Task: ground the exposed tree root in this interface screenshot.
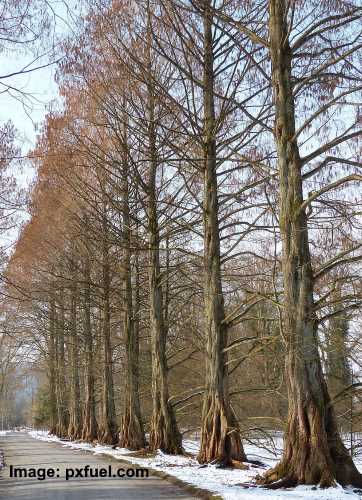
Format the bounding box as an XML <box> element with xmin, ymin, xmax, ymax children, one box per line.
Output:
<box><xmin>260</xmin><ymin>476</ymin><xmax>298</xmax><ymax>490</ymax></box>
<box><xmin>256</xmin><ymin>450</ymin><xmax>362</xmax><ymax>490</ymax></box>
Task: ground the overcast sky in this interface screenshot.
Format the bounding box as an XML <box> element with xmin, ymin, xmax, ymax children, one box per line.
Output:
<box><xmin>0</xmin><ymin>50</ymin><xmax>59</xmax><ymax>248</ymax></box>
<box><xmin>0</xmin><ymin>1</ymin><xmax>75</xmax><ymax>166</ymax></box>
<box><xmin>0</xmin><ymin>53</ymin><xmax>58</xmax><ymax>146</ymax></box>
<box><xmin>0</xmin><ymin>2</ymin><xmax>73</xmax><ymax>250</ymax></box>
<box><xmin>0</xmin><ymin>53</ymin><xmax>59</xmax><ymax>196</ymax></box>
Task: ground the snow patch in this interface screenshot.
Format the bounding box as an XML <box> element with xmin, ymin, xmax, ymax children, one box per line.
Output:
<box><xmin>28</xmin><ymin>430</ymin><xmax>362</xmax><ymax>499</ymax></box>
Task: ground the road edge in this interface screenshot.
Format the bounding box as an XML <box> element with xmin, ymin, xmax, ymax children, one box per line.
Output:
<box><xmin>31</xmin><ymin>436</ymin><xmax>223</xmax><ymax>500</ymax></box>
<box><xmin>97</xmin><ymin>451</ymin><xmax>223</xmax><ymax>500</ymax></box>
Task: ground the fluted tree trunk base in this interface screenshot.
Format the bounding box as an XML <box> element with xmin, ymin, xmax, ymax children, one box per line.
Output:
<box><xmin>258</xmin><ymin>400</ymin><xmax>362</xmax><ymax>489</ymax></box>
<box><xmin>56</xmin><ymin>421</ymin><xmax>68</xmax><ymax>439</ymax></box>
<box><xmin>49</xmin><ymin>425</ymin><xmax>57</xmax><ymax>436</ymax></box>
<box><xmin>119</xmin><ymin>409</ymin><xmax>145</xmax><ymax>450</ymax></box>
<box><xmin>82</xmin><ymin>417</ymin><xmax>98</xmax><ymax>442</ymax></box>
<box><xmin>98</xmin><ymin>426</ymin><xmax>117</xmax><ymax>445</ymax></box>
<box><xmin>67</xmin><ymin>422</ymin><xmax>82</xmax><ymax>441</ymax></box>
<box><xmin>198</xmin><ymin>394</ymin><xmax>246</xmax><ymax>466</ymax></box>
<box><xmin>149</xmin><ymin>405</ymin><xmax>183</xmax><ymax>455</ymax></box>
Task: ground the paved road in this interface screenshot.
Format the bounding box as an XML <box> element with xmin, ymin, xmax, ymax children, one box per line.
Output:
<box><xmin>0</xmin><ymin>433</ymin><xmax>197</xmax><ymax>499</ymax></box>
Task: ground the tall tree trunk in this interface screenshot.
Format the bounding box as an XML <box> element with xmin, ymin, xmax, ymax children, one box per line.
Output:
<box><xmin>98</xmin><ymin>205</ymin><xmax>118</xmax><ymax>444</ymax></box>
<box><xmin>147</xmin><ymin>158</ymin><xmax>182</xmax><ymax>453</ymax></box>
<box><xmin>119</xmin><ymin>158</ymin><xmax>145</xmax><ymax>450</ymax></box>
<box><xmin>67</xmin><ymin>265</ymin><xmax>82</xmax><ymax>440</ymax></box>
<box><xmin>198</xmin><ymin>1</ymin><xmax>246</xmax><ymax>466</ymax></box>
<box><xmin>146</xmin><ymin>22</ymin><xmax>182</xmax><ymax>452</ymax></box>
<box><xmin>82</xmin><ymin>250</ymin><xmax>98</xmax><ymax>441</ymax></box>
<box><xmin>48</xmin><ymin>296</ymin><xmax>57</xmax><ymax>435</ymax></box>
<box><xmin>261</xmin><ymin>0</ymin><xmax>362</xmax><ymax>487</ymax></box>
<box><xmin>56</xmin><ymin>290</ymin><xmax>68</xmax><ymax>437</ymax></box>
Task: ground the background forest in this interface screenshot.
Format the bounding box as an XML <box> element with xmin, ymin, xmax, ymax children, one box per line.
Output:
<box><xmin>0</xmin><ymin>0</ymin><xmax>362</xmax><ymax>490</ymax></box>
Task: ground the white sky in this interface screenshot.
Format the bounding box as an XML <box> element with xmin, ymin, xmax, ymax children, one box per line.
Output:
<box><xmin>0</xmin><ymin>53</ymin><xmax>59</xmax><ymax>190</ymax></box>
<box><xmin>0</xmin><ymin>0</ymin><xmax>76</xmax><ymax>180</ymax></box>
<box><xmin>0</xmin><ymin>2</ymin><xmax>74</xmax><ymax>250</ymax></box>
<box><xmin>0</xmin><ymin>55</ymin><xmax>58</xmax><ymax>151</ymax></box>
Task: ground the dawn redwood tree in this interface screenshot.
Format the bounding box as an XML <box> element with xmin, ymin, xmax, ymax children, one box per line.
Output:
<box><xmin>55</xmin><ymin>287</ymin><xmax>69</xmax><ymax>437</ymax></box>
<box><xmin>153</xmin><ymin>0</ymin><xmax>272</xmax><ymax>464</ymax></box>
<box><xmin>255</xmin><ymin>0</ymin><xmax>362</xmax><ymax>488</ymax></box>
<box><xmin>93</xmin><ymin>3</ymin><xmax>184</xmax><ymax>453</ymax></box>
<box><xmin>67</xmin><ymin>255</ymin><xmax>83</xmax><ymax>440</ymax></box>
<box><xmin>81</xmin><ymin>227</ymin><xmax>98</xmax><ymax>442</ymax></box>
<box><xmin>58</xmin><ymin>0</ymin><xmax>205</xmax><ymax>453</ymax></box>
<box><xmin>47</xmin><ymin>296</ymin><xmax>57</xmax><ymax>435</ymax></box>
<box><xmin>98</xmin><ymin>178</ymin><xmax>118</xmax><ymax>445</ymax></box>
<box><xmin>145</xmin><ymin>47</ymin><xmax>183</xmax><ymax>453</ymax></box>
<box><xmin>203</xmin><ymin>0</ymin><xmax>362</xmax><ymax>484</ymax></box>
<box><xmin>118</xmin><ymin>119</ymin><xmax>146</xmax><ymax>450</ymax></box>
<box><xmin>4</xmin><ymin>106</ymin><xmax>110</xmax><ymax>439</ymax></box>
<box><xmin>3</xmin><ymin>1</ymin><xmax>362</xmax><ymax>488</ymax></box>
<box><xmin>197</xmin><ymin>0</ymin><xmax>246</xmax><ymax>465</ymax></box>
<box><xmin>55</xmin><ymin>35</ymin><xmax>147</xmax><ymax>446</ymax></box>
<box><xmin>38</xmin><ymin>107</ymin><xmax>119</xmax><ymax>445</ymax></box>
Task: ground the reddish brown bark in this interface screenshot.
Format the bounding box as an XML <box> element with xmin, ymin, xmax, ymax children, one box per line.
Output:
<box><xmin>147</xmin><ymin>167</ymin><xmax>182</xmax><ymax>454</ymax></box>
<box><xmin>48</xmin><ymin>296</ymin><xmax>57</xmax><ymax>435</ymax></box>
<box><xmin>55</xmin><ymin>290</ymin><xmax>69</xmax><ymax>438</ymax></box>
<box><xmin>259</xmin><ymin>0</ymin><xmax>362</xmax><ymax>488</ymax></box>
<box><xmin>198</xmin><ymin>0</ymin><xmax>245</xmax><ymax>466</ymax></box>
<box><xmin>81</xmin><ymin>250</ymin><xmax>98</xmax><ymax>442</ymax></box>
<box><xmin>119</xmin><ymin>153</ymin><xmax>145</xmax><ymax>450</ymax></box>
<box><xmin>145</xmin><ymin>16</ymin><xmax>182</xmax><ymax>454</ymax></box>
<box><xmin>98</xmin><ymin>202</ymin><xmax>117</xmax><ymax>445</ymax></box>
<box><xmin>67</xmin><ymin>265</ymin><xmax>82</xmax><ymax>440</ymax></box>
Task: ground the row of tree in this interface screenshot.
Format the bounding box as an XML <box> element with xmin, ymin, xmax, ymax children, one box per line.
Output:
<box><xmin>3</xmin><ymin>0</ymin><xmax>362</xmax><ymax>489</ymax></box>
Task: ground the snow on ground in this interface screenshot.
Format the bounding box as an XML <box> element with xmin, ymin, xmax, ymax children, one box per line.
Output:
<box><xmin>28</xmin><ymin>430</ymin><xmax>362</xmax><ymax>500</ymax></box>
<box><xmin>0</xmin><ymin>432</ymin><xmax>8</xmax><ymax>470</ymax></box>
